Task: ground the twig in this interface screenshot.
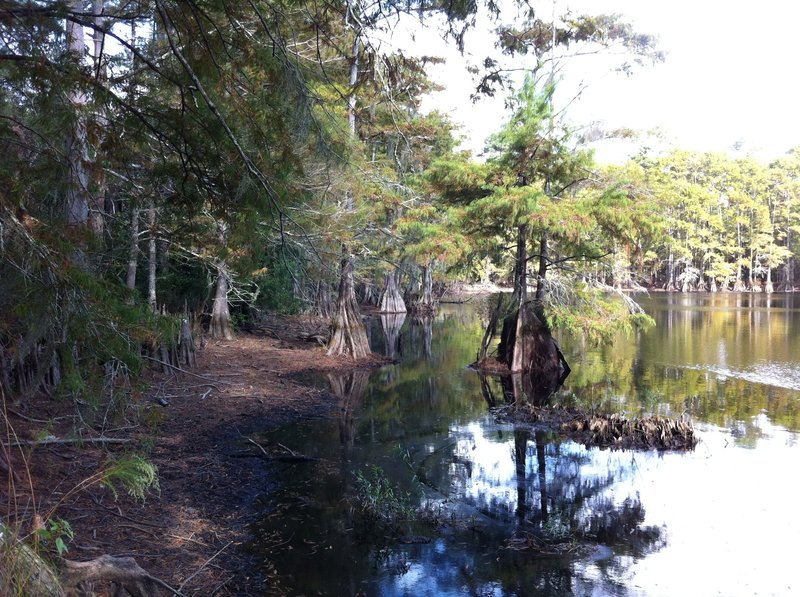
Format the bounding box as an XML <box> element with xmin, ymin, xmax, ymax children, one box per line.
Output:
<box><xmin>89</xmin><ymin>494</ymin><xmax>167</xmax><ymax>528</ymax></box>
<box><xmin>277</xmin><ymin>443</ymin><xmax>298</xmax><ymax>458</ymax></box>
<box><xmin>7</xmin><ymin>408</ymin><xmax>52</xmax><ymax>423</ymax></box>
<box><xmin>211</xmin><ymin>575</ymin><xmax>236</xmax><ymax>596</ymax></box>
<box><xmin>244</xmin><ymin>437</ymin><xmax>269</xmax><ymax>457</ymax></box>
<box><xmin>141</xmin><ymin>355</ymin><xmax>232</xmax><ymax>384</ymax></box>
<box><xmin>177</xmin><ymin>541</ymin><xmax>233</xmax><ymax>592</ymax></box>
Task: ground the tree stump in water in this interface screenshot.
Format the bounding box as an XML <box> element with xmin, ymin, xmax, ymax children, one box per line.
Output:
<box><xmin>499</xmin><ymin>302</ymin><xmax>569</xmax><ymax>378</ymax></box>
<box><xmin>378</xmin><ymin>270</ymin><xmax>406</xmax><ymax>313</ymax></box>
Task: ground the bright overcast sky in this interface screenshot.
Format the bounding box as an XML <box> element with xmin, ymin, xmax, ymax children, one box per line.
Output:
<box><xmin>401</xmin><ymin>0</ymin><xmax>800</xmax><ymax>163</ymax></box>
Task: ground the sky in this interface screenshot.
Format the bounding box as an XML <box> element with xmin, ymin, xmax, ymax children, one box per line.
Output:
<box><xmin>398</xmin><ymin>0</ymin><xmax>800</xmax><ymax>163</ymax></box>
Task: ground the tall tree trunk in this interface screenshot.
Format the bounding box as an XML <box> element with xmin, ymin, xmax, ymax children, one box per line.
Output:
<box><xmin>126</xmin><ymin>206</ymin><xmax>139</xmax><ymax>291</ymax></box>
<box><xmin>347</xmin><ymin>34</ymin><xmax>359</xmax><ymax>138</ymax></box>
<box><xmin>733</xmin><ymin>220</ymin><xmax>746</xmax><ymax>291</ymax></box>
<box><xmin>210</xmin><ymin>221</ymin><xmax>233</xmax><ymax>339</ymax></box>
<box><xmin>326</xmin><ymin>25</ymin><xmax>370</xmax><ymax>358</ymax></box>
<box><xmin>210</xmin><ymin>261</ymin><xmax>234</xmax><ymax>340</ymax></box>
<box><xmin>88</xmin><ymin>0</ymin><xmax>106</xmax><ymax>235</ymax></box>
<box><xmin>146</xmin><ymin>200</ymin><xmax>157</xmax><ymax>312</ymax></box>
<box><xmin>478</xmin><ymin>292</ymin><xmax>505</xmax><ymax>362</ymax></box>
<box><xmin>314</xmin><ymin>280</ymin><xmax>334</xmax><ymax>320</ymax></box>
<box><xmin>421</xmin><ymin>264</ymin><xmax>433</xmax><ymax>306</ymax></box>
<box><xmin>378</xmin><ymin>269</ymin><xmax>406</xmax><ymax>313</ymax></box>
<box><xmin>410</xmin><ymin>262</ymin><xmax>435</xmax><ymax>314</ymax></box>
<box><xmin>327</xmin><ymin>252</ymin><xmax>371</xmax><ymax>359</ymax></box>
<box><xmin>511</xmin><ymin>225</ymin><xmax>530</xmax><ymax>373</ymax></box>
<box><xmin>666</xmin><ymin>246</ymin><xmax>675</xmax><ymax>291</ymax></box>
<box><xmin>534</xmin><ymin>230</ymin><xmax>547</xmax><ymax>303</ymax></box>
<box><xmin>65</xmin><ymin>0</ymin><xmax>90</xmax><ymax>228</ymax></box>
<box><xmin>765</xmin><ymin>266</ymin><xmax>774</xmax><ymax>293</ymax></box>
<box><xmin>785</xmin><ymin>229</ymin><xmax>795</xmax><ymax>290</ymax></box>
<box><xmin>494</xmin><ymin>225</ymin><xmax>569</xmax><ymax>380</ymax></box>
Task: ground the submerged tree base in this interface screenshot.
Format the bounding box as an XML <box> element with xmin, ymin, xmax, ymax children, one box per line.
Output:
<box><xmin>494</xmin><ymin>404</ymin><xmax>698</xmax><ymax>451</ymax></box>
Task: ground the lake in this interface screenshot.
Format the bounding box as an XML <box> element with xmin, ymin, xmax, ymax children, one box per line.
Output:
<box><xmin>250</xmin><ymin>292</ymin><xmax>800</xmax><ymax>596</ymax></box>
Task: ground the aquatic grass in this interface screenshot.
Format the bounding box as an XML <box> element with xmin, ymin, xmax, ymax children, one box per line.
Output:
<box><xmin>352</xmin><ymin>465</ymin><xmax>416</xmax><ymax>532</ymax></box>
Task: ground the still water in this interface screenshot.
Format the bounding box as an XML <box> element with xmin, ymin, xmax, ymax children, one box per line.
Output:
<box><xmin>251</xmin><ymin>293</ymin><xmax>800</xmax><ymax>596</ymax></box>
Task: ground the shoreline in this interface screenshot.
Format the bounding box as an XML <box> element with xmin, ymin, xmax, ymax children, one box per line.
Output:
<box><xmin>3</xmin><ymin>314</ymin><xmax>384</xmax><ymax>595</ymax></box>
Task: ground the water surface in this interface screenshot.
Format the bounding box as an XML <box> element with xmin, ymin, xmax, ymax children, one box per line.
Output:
<box><xmin>251</xmin><ymin>293</ymin><xmax>800</xmax><ymax>596</ymax></box>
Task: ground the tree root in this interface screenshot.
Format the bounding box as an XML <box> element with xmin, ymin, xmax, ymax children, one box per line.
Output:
<box><xmin>61</xmin><ymin>555</ymin><xmax>185</xmax><ymax>597</ymax></box>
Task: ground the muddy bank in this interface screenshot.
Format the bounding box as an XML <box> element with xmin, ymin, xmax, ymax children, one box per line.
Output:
<box><xmin>2</xmin><ymin>315</ymin><xmax>387</xmax><ymax>595</ymax></box>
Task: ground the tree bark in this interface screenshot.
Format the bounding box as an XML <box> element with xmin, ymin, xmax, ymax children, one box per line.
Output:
<box><xmin>378</xmin><ymin>270</ymin><xmax>406</xmax><ymax>313</ymax></box>
<box><xmin>178</xmin><ymin>318</ymin><xmax>196</xmax><ymax>366</ymax></box>
<box><xmin>314</xmin><ymin>280</ymin><xmax>334</xmax><ymax>320</ymax></box>
<box><xmin>147</xmin><ymin>200</ymin><xmax>157</xmax><ymax>311</ymax></box>
<box><xmin>126</xmin><ymin>206</ymin><xmax>140</xmax><ymax>291</ymax></box>
<box><xmin>478</xmin><ymin>292</ymin><xmax>505</xmax><ymax>362</ymax></box>
<box><xmin>88</xmin><ymin>0</ymin><xmax>107</xmax><ymax>235</ymax></box>
<box><xmin>0</xmin><ymin>521</ymin><xmax>65</xmax><ymax>596</ymax></box>
<box><xmin>210</xmin><ymin>261</ymin><xmax>234</xmax><ymax>340</ymax></box>
<box><xmin>494</xmin><ymin>225</ymin><xmax>569</xmax><ymax>379</ymax></box>
<box><xmin>347</xmin><ymin>33</ymin><xmax>359</xmax><ymax>138</ymax></box>
<box><xmin>733</xmin><ymin>220</ymin><xmax>746</xmax><ymax>291</ymax></box>
<box><xmin>665</xmin><ymin>240</ymin><xmax>675</xmax><ymax>290</ymax></box>
<box><xmin>785</xmin><ymin>229</ymin><xmax>795</xmax><ymax>290</ymax></box>
<box><xmin>410</xmin><ymin>263</ymin><xmax>435</xmax><ymax>315</ymax></box>
<box><xmin>327</xmin><ymin>252</ymin><xmax>370</xmax><ymax>359</ymax></box>
<box><xmin>534</xmin><ymin>230</ymin><xmax>547</xmax><ymax>303</ymax></box>
<box><xmin>65</xmin><ymin>0</ymin><xmax>90</xmax><ymax>228</ymax></box>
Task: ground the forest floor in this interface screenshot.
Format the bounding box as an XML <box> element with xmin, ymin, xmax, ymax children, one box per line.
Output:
<box><xmin>2</xmin><ymin>313</ymin><xmax>387</xmax><ymax>596</ymax></box>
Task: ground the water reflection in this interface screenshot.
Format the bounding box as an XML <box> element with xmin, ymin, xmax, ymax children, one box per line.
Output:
<box><xmin>329</xmin><ymin>370</ymin><xmax>370</xmax><ymax>451</ymax></box>
<box><xmin>379</xmin><ymin>312</ymin><xmax>406</xmax><ymax>360</ymax></box>
<box><xmin>563</xmin><ymin>292</ymin><xmax>800</xmax><ymax>437</ymax></box>
<box><xmin>250</xmin><ymin>295</ymin><xmax>800</xmax><ymax>596</ymax></box>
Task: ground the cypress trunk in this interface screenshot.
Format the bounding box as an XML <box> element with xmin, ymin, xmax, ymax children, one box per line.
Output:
<box><xmin>314</xmin><ymin>281</ymin><xmax>334</xmax><ymax>320</ymax></box>
<box><xmin>327</xmin><ymin>253</ymin><xmax>370</xmax><ymax>359</ymax></box>
<box><xmin>378</xmin><ymin>270</ymin><xmax>406</xmax><ymax>313</ymax></box>
<box><xmin>210</xmin><ymin>261</ymin><xmax>234</xmax><ymax>340</ymax></box>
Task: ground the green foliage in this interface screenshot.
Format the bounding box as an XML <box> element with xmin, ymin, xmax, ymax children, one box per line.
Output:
<box><xmin>34</xmin><ymin>517</ymin><xmax>74</xmax><ymax>557</ymax></box>
<box><xmin>352</xmin><ymin>465</ymin><xmax>416</xmax><ymax>531</ymax></box>
<box><xmin>102</xmin><ymin>455</ymin><xmax>160</xmax><ymax>502</ymax></box>
<box><xmin>546</xmin><ymin>282</ymin><xmax>655</xmax><ymax>344</ymax></box>
<box><xmin>252</xmin><ymin>267</ymin><xmax>302</xmax><ymax>315</ymax></box>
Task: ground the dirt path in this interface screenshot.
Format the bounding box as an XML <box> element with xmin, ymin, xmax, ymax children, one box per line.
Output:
<box><xmin>2</xmin><ymin>315</ymin><xmax>386</xmax><ymax>595</ymax></box>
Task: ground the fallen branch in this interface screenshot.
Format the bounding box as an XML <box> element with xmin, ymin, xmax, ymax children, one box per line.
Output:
<box><xmin>140</xmin><ymin>356</ymin><xmax>232</xmax><ymax>385</ymax></box>
<box><xmin>177</xmin><ymin>541</ymin><xmax>232</xmax><ymax>592</ymax></box>
<box><xmin>2</xmin><ymin>437</ymin><xmax>132</xmax><ymax>448</ymax></box>
<box><xmin>88</xmin><ymin>494</ymin><xmax>167</xmax><ymax>529</ymax></box>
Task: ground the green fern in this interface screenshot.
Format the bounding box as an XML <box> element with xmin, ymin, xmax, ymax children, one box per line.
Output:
<box><xmin>102</xmin><ymin>455</ymin><xmax>160</xmax><ymax>501</ymax></box>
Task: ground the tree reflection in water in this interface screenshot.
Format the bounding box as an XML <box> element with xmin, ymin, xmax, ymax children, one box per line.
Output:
<box><xmin>458</xmin><ymin>371</ymin><xmax>665</xmax><ymax>563</ymax></box>
<box><xmin>327</xmin><ymin>370</ymin><xmax>371</xmax><ymax>452</ymax></box>
<box><xmin>379</xmin><ymin>312</ymin><xmax>406</xmax><ymax>360</ymax></box>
